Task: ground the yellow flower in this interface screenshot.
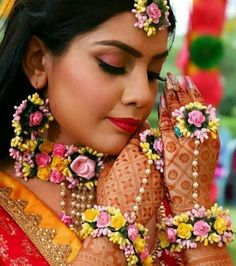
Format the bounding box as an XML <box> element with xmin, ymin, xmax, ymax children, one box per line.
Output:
<box><xmin>39</xmin><ymin>139</ymin><xmax>54</xmax><ymax>153</ymax></box>
<box><xmin>10</xmin><ymin>136</ymin><xmax>22</xmax><ymax>148</ymax></box>
<box><xmin>109</xmin><ymin>232</ymin><xmax>127</xmax><ymax>246</ymax></box>
<box><xmin>208</xmin><ymin>233</ymin><xmax>220</xmax><ymax>244</ymax></box>
<box><xmin>108</xmin><ymin>207</ymin><xmax>120</xmax><ymax>216</ymax></box>
<box><xmin>144</xmin><ymin>255</ymin><xmax>153</xmax><ymax>266</ymax></box>
<box><xmin>37</xmin><ymin>167</ymin><xmax>50</xmax><ymax>181</ymax></box>
<box><xmin>21</xmin><ymin>163</ymin><xmax>32</xmax><ymax>177</ymax></box>
<box><xmin>127</xmin><ymin>254</ymin><xmax>139</xmax><ymax>266</ymax></box>
<box><xmin>51</xmin><ymin>156</ymin><xmax>68</xmax><ymax>171</ymax></box>
<box><xmin>214</xmin><ymin>217</ymin><xmax>227</xmax><ymax>234</ymax></box>
<box><xmin>208</xmin><ymin>203</ymin><xmax>223</xmax><ymax>216</ymax></box>
<box><xmin>79</xmin><ymin>223</ymin><xmax>93</xmax><ymax>239</ymax></box>
<box><xmin>21</xmin><ymin>140</ymin><xmax>37</xmax><ymax>152</ymax></box>
<box><xmin>134</xmin><ymin>236</ymin><xmax>146</xmax><ymax>252</ymax></box>
<box><xmin>177</xmin><ymin>223</ymin><xmax>193</xmax><ymax>239</ymax></box>
<box><xmin>85</xmin><ymin>181</ymin><xmax>96</xmax><ymax>190</ymax></box>
<box><xmin>157</xmin><ymin>231</ymin><xmax>170</xmax><ymax>249</ymax></box>
<box><xmin>83</xmin><ymin>208</ymin><xmax>99</xmax><ymax>222</ymax></box>
<box><xmin>209</xmin><ymin>119</ymin><xmax>220</xmax><ymax>135</ymax></box>
<box><xmin>28</xmin><ymin>93</ymin><xmax>44</xmax><ymax>105</ymax></box>
<box><xmin>186</xmin><ymin>102</ymin><xmax>205</xmax><ymax>110</ymax></box>
<box><xmin>140</xmin><ymin>142</ymin><xmax>150</xmax><ymax>152</ymax></box>
<box><xmin>111</xmin><ymin>213</ymin><xmax>126</xmax><ymax>230</ymax></box>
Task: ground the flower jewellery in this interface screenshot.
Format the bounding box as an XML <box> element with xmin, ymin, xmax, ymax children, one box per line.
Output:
<box><xmin>132</xmin><ymin>0</ymin><xmax>170</xmax><ymax>36</ymax></box>
<box><xmin>153</xmin><ymin>102</ymin><xmax>235</xmax><ymax>258</ymax></box>
<box><xmin>9</xmin><ymin>93</ymin><xmax>104</xmax><ymax>232</ymax></box>
<box><xmin>79</xmin><ymin>128</ymin><xmax>165</xmax><ymax>266</ymax></box>
<box><xmin>171</xmin><ymin>101</ymin><xmax>219</xmax><ymax>143</ymax></box>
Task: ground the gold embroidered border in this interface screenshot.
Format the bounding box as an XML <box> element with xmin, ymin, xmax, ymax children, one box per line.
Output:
<box><xmin>0</xmin><ymin>187</ymin><xmax>71</xmax><ymax>266</ymax></box>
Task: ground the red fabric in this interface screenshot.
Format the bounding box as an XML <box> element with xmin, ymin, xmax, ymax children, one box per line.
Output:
<box><xmin>0</xmin><ymin>206</ymin><xmax>49</xmax><ymax>266</ymax></box>
<box><xmin>190</xmin><ymin>71</ymin><xmax>223</xmax><ymax>107</ymax></box>
<box><xmin>191</xmin><ymin>0</ymin><xmax>226</xmax><ymax>35</ymax></box>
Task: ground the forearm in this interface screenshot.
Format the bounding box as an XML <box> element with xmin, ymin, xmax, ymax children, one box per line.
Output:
<box><xmin>73</xmin><ymin>237</ymin><xmax>126</xmax><ymax>266</ymax></box>
<box><xmin>183</xmin><ymin>245</ymin><xmax>233</xmax><ymax>266</ymax></box>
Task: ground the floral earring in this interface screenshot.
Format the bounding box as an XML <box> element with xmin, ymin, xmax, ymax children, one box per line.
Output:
<box><xmin>10</xmin><ymin>92</ymin><xmax>54</xmax><ymax>179</ymax></box>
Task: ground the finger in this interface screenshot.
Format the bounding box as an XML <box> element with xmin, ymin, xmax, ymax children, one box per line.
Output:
<box><xmin>163</xmin><ymin>74</ymin><xmax>181</xmax><ymax>114</ymax></box>
<box><xmin>168</xmin><ymin>73</ymin><xmax>193</xmax><ymax>106</ymax></box>
<box><xmin>184</xmin><ymin>76</ymin><xmax>205</xmax><ymax>104</ymax></box>
<box><xmin>158</xmin><ymin>95</ymin><xmax>174</xmax><ymax>132</ymax></box>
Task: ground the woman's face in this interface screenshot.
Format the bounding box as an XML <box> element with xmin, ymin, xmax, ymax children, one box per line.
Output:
<box><xmin>44</xmin><ymin>12</ymin><xmax>169</xmax><ymax>155</ymax></box>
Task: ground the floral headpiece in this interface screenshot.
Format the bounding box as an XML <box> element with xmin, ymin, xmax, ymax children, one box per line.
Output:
<box><xmin>132</xmin><ymin>0</ymin><xmax>170</xmax><ymax>36</ymax></box>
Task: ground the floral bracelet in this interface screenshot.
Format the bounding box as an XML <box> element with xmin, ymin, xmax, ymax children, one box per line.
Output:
<box><xmin>156</xmin><ymin>204</ymin><xmax>235</xmax><ymax>255</ymax></box>
<box><xmin>79</xmin><ymin>206</ymin><xmax>153</xmax><ymax>266</ymax></box>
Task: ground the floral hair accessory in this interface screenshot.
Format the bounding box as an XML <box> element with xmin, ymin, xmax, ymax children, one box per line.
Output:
<box><xmin>139</xmin><ymin>128</ymin><xmax>164</xmax><ymax>173</ymax></box>
<box><xmin>172</xmin><ymin>102</ymin><xmax>219</xmax><ymax>142</ymax></box>
<box><xmin>156</xmin><ymin>203</ymin><xmax>235</xmax><ymax>255</ymax></box>
<box><xmin>80</xmin><ymin>205</ymin><xmax>153</xmax><ymax>266</ymax></box>
<box><xmin>132</xmin><ymin>0</ymin><xmax>170</xmax><ymax>36</ymax></box>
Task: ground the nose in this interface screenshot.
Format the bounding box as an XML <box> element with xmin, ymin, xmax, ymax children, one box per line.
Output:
<box><xmin>121</xmin><ymin>70</ymin><xmax>156</xmax><ymax>109</ymax></box>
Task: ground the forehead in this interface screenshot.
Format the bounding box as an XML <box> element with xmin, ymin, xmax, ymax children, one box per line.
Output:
<box><xmin>75</xmin><ymin>12</ymin><xmax>169</xmax><ymax>59</ymax></box>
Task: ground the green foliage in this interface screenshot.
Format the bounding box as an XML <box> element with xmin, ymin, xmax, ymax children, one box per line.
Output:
<box><xmin>190</xmin><ymin>36</ymin><xmax>224</xmax><ymax>69</ymax></box>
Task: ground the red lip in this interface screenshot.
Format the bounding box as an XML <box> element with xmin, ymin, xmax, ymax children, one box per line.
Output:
<box><xmin>108</xmin><ymin>117</ymin><xmax>141</xmax><ymax>133</ymax></box>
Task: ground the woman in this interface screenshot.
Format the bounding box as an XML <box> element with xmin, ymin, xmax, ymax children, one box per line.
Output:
<box><xmin>0</xmin><ymin>1</ymin><xmax>234</xmax><ymax>265</ymax></box>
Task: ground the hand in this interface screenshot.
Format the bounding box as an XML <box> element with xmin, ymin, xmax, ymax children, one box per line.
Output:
<box><xmin>158</xmin><ymin>73</ymin><xmax>220</xmax><ymax>214</ymax></box>
<box><xmin>97</xmin><ymin>129</ymin><xmax>163</xmax><ymax>225</ymax></box>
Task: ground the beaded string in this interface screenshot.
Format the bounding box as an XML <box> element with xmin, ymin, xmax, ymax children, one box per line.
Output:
<box><xmin>192</xmin><ymin>139</ymin><xmax>201</xmax><ymax>210</ymax></box>
<box><xmin>131</xmin><ymin>158</ymin><xmax>153</xmax><ymax>219</ymax></box>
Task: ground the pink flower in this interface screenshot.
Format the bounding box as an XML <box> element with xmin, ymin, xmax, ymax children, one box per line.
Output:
<box><xmin>29</xmin><ymin>111</ymin><xmax>43</xmax><ymax>127</ymax></box>
<box><xmin>97</xmin><ymin>212</ymin><xmax>111</xmax><ymax>228</ymax></box>
<box><xmin>193</xmin><ymin>220</ymin><xmax>211</xmax><ymax>237</ymax></box>
<box><xmin>52</xmin><ymin>144</ymin><xmax>67</xmax><ymax>157</ymax></box>
<box><xmin>140</xmin><ymin>248</ymin><xmax>149</xmax><ymax>262</ymax></box>
<box><xmin>167</xmin><ymin>228</ymin><xmax>176</xmax><ymax>243</ymax></box>
<box><xmin>207</xmin><ymin>106</ymin><xmax>217</xmax><ymax>121</ymax></box>
<box><xmin>60</xmin><ymin>213</ymin><xmax>73</xmax><ymax>226</ymax></box>
<box><xmin>35</xmin><ymin>152</ymin><xmax>51</xmax><ymax>167</ymax></box>
<box><xmin>50</xmin><ymin>169</ymin><xmax>65</xmax><ymax>184</ymax></box>
<box><xmin>128</xmin><ymin>224</ymin><xmax>139</xmax><ymax>241</ymax></box>
<box><xmin>153</xmin><ymin>139</ymin><xmax>163</xmax><ymax>153</ymax></box>
<box><xmin>188</xmin><ymin>110</ymin><xmax>206</xmax><ymax>128</ymax></box>
<box><xmin>70</xmin><ymin>155</ymin><xmax>96</xmax><ymax>179</ymax></box>
<box><xmin>146</xmin><ymin>3</ymin><xmax>162</xmax><ymax>24</ymax></box>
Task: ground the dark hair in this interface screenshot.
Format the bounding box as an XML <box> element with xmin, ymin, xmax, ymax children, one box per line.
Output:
<box><xmin>0</xmin><ymin>0</ymin><xmax>176</xmax><ymax>158</ymax></box>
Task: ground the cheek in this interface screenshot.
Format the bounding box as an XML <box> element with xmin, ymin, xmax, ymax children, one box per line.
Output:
<box><xmin>47</xmin><ymin>61</ymin><xmax>119</xmax><ymax>119</ymax></box>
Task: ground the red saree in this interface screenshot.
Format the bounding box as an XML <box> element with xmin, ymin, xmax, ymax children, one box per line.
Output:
<box><xmin>0</xmin><ymin>171</ymin><xmax>81</xmax><ymax>266</ymax></box>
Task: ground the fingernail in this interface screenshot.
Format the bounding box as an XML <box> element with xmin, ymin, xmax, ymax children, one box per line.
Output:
<box><xmin>166</xmin><ymin>75</ymin><xmax>174</xmax><ymax>90</ymax></box>
<box><xmin>169</xmin><ymin>73</ymin><xmax>178</xmax><ymax>86</ymax></box>
<box><xmin>184</xmin><ymin>76</ymin><xmax>195</xmax><ymax>90</ymax></box>
<box><xmin>160</xmin><ymin>95</ymin><xmax>166</xmax><ymax>108</ymax></box>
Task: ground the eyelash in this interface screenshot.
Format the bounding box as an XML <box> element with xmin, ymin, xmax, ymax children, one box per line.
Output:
<box><xmin>98</xmin><ymin>59</ymin><xmax>165</xmax><ymax>82</ymax></box>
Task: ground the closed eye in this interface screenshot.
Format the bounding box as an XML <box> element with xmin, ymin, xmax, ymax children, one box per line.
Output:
<box><xmin>147</xmin><ymin>71</ymin><xmax>165</xmax><ymax>82</ymax></box>
<box><xmin>97</xmin><ymin>59</ymin><xmax>126</xmax><ymax>75</ymax></box>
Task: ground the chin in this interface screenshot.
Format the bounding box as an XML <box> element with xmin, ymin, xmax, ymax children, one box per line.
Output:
<box><xmin>91</xmin><ymin>137</ymin><xmax>130</xmax><ymax>156</ymax></box>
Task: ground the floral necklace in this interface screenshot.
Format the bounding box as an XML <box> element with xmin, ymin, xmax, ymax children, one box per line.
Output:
<box><xmin>9</xmin><ymin>93</ymin><xmax>104</xmax><ymax>231</ymax></box>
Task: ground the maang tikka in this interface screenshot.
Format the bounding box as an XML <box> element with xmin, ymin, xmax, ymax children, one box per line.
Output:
<box><xmin>132</xmin><ymin>0</ymin><xmax>170</xmax><ymax>36</ymax></box>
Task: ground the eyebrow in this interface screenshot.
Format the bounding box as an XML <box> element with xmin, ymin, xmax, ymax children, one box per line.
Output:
<box><xmin>94</xmin><ymin>40</ymin><xmax>169</xmax><ymax>60</ymax></box>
